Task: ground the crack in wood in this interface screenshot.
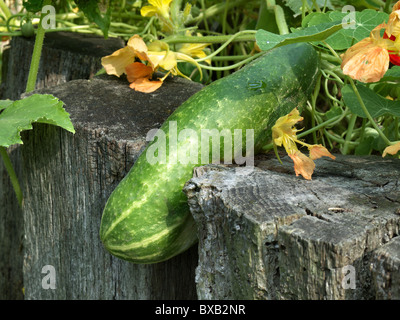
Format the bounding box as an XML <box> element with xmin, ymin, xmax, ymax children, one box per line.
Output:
<box><xmin>305</xmin><ymin>208</ymin><xmax>331</xmax><ymax>222</ymax></box>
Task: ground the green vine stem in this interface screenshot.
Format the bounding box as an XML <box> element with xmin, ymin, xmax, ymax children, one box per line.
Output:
<box><xmin>347</xmin><ymin>77</ymin><xmax>392</xmax><ymax>146</ymax></box>
<box><xmin>273</xmin><ymin>4</ymin><xmax>289</xmax><ymax>35</ymax></box>
<box><xmin>321</xmin><ymin>40</ymin><xmax>394</xmax><ymax>148</ymax></box>
<box><xmin>25</xmin><ymin>0</ymin><xmax>52</xmax><ymax>93</ymax></box>
<box><xmin>163</xmin><ymin>32</ymin><xmax>256</xmax><ymax>45</ymax></box>
<box><xmin>0</xmin><ymin>147</ymin><xmax>22</xmax><ymax>206</ymax></box>
<box><xmin>384</xmin><ymin>0</ymin><xmax>394</xmax><ymax>13</ymax></box>
<box><xmin>194</xmin><ymin>30</ymin><xmax>257</xmax><ymax>63</ymax></box>
<box><xmin>262</xmin><ymin>111</ymin><xmax>349</xmax><ymax>152</ymax></box>
<box><xmin>0</xmin><ymin>0</ymin><xmax>52</xmax><ymax>207</ymax></box>
<box><xmin>342</xmin><ymin>113</ymin><xmax>358</xmax><ymax>155</ymax></box>
<box><xmin>186</xmin><ymin>0</ymin><xmax>251</xmax><ymax>25</ymax></box>
<box><xmin>310</xmin><ymin>73</ymin><xmax>322</xmax><ymax>144</ymax></box>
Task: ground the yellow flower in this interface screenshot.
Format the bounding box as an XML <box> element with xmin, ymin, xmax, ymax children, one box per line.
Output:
<box><xmin>272</xmin><ymin>108</ymin><xmax>304</xmax><ymax>153</ymax></box>
<box><xmin>272</xmin><ymin>108</ymin><xmax>336</xmax><ymax>180</ymax></box>
<box><xmin>393</xmin><ymin>0</ymin><xmax>400</xmax><ymax>12</ymax></box>
<box><xmin>177</xmin><ymin>32</ymin><xmax>211</xmax><ymax>65</ymax></box>
<box><xmin>101</xmin><ymin>35</ymin><xmax>150</xmax><ymax>77</ymax></box>
<box><xmin>146</xmin><ymin>40</ymin><xmax>203</xmax><ymax>81</ymax></box>
<box><xmin>101</xmin><ymin>35</ymin><xmax>204</xmax><ymax>93</ymax></box>
<box><xmin>141</xmin><ymin>0</ymin><xmax>174</xmax><ymax>32</ymax></box>
<box><xmin>382</xmin><ymin>142</ymin><xmax>400</xmax><ymax>157</ymax></box>
<box><xmin>341</xmin><ymin>24</ymin><xmax>396</xmax><ymax>83</ymax></box>
<box><xmin>140</xmin><ymin>0</ymin><xmax>173</xmax><ymax>20</ymax></box>
<box><xmin>386</xmin><ymin>9</ymin><xmax>400</xmax><ymax>38</ymax></box>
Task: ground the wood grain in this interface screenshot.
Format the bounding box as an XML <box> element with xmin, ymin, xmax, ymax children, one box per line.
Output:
<box><xmin>184</xmin><ymin>154</ymin><xmax>400</xmax><ymax>300</ymax></box>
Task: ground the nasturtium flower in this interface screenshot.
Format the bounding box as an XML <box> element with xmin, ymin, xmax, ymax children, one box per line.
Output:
<box><xmin>140</xmin><ymin>0</ymin><xmax>173</xmax><ymax>19</ymax></box>
<box><xmin>101</xmin><ymin>34</ymin><xmax>207</xmax><ymax>93</ymax></box>
<box><xmin>341</xmin><ymin>2</ymin><xmax>400</xmax><ymax>82</ymax></box>
<box><xmin>176</xmin><ymin>32</ymin><xmax>211</xmax><ymax>65</ymax></box>
<box><xmin>125</xmin><ymin>62</ymin><xmax>163</xmax><ymax>93</ymax></box>
<box><xmin>341</xmin><ymin>24</ymin><xmax>396</xmax><ymax>83</ymax></box>
<box><xmin>393</xmin><ymin>1</ymin><xmax>400</xmax><ymax>13</ymax></box>
<box><xmin>141</xmin><ymin>0</ymin><xmax>174</xmax><ymax>33</ymax></box>
<box><xmin>383</xmin><ymin>142</ymin><xmax>400</xmax><ymax>157</ymax></box>
<box><xmin>288</xmin><ymin>151</ymin><xmax>316</xmax><ymax>181</ymax></box>
<box><xmin>272</xmin><ymin>108</ymin><xmax>336</xmax><ymax>180</ymax></box>
<box><xmin>146</xmin><ymin>40</ymin><xmax>204</xmax><ymax>81</ymax></box>
<box><xmin>101</xmin><ymin>35</ymin><xmax>150</xmax><ymax>77</ymax></box>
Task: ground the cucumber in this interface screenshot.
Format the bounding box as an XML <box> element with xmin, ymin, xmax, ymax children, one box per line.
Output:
<box><xmin>100</xmin><ymin>43</ymin><xmax>319</xmax><ymax>264</ymax></box>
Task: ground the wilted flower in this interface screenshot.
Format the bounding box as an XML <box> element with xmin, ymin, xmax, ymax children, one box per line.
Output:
<box><xmin>101</xmin><ymin>35</ymin><xmax>150</xmax><ymax>77</ymax></box>
<box><xmin>383</xmin><ymin>141</ymin><xmax>400</xmax><ymax>157</ymax></box>
<box><xmin>272</xmin><ymin>108</ymin><xmax>336</xmax><ymax>180</ymax></box>
<box><xmin>101</xmin><ymin>35</ymin><xmax>208</xmax><ymax>93</ymax></box>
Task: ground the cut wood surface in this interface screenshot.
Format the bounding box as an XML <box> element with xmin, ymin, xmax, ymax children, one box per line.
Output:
<box><xmin>20</xmin><ymin>74</ymin><xmax>203</xmax><ymax>299</ymax></box>
<box><xmin>184</xmin><ymin>154</ymin><xmax>400</xmax><ymax>300</ymax></box>
<box><xmin>0</xmin><ymin>32</ymin><xmax>124</xmax><ymax>300</ymax></box>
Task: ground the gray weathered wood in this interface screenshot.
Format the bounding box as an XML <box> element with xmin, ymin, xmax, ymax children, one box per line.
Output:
<box><xmin>0</xmin><ymin>32</ymin><xmax>124</xmax><ymax>300</ymax></box>
<box><xmin>0</xmin><ymin>145</ymin><xmax>24</xmax><ymax>300</ymax></box>
<box><xmin>20</xmin><ymin>74</ymin><xmax>203</xmax><ymax>299</ymax></box>
<box><xmin>1</xmin><ymin>32</ymin><xmax>124</xmax><ymax>100</ymax></box>
<box><xmin>184</xmin><ymin>154</ymin><xmax>400</xmax><ymax>300</ymax></box>
<box><xmin>370</xmin><ymin>236</ymin><xmax>400</xmax><ymax>299</ymax></box>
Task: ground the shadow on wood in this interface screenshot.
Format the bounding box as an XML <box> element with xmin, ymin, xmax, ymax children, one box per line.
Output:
<box><xmin>20</xmin><ymin>75</ymin><xmax>203</xmax><ymax>299</ymax></box>
<box><xmin>0</xmin><ymin>32</ymin><xmax>124</xmax><ymax>300</ymax></box>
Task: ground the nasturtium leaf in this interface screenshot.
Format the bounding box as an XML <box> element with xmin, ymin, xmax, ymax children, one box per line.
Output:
<box><xmin>347</xmin><ymin>0</ymin><xmax>384</xmax><ymax>10</ymax></box>
<box><xmin>309</xmin><ymin>9</ymin><xmax>389</xmax><ymax>50</ymax></box>
<box><xmin>256</xmin><ymin>21</ymin><xmax>342</xmax><ymax>51</ymax></box>
<box><xmin>23</xmin><ymin>0</ymin><xmax>44</xmax><ymax>13</ymax></box>
<box><xmin>0</xmin><ymin>100</ymin><xmax>13</xmax><ymax>112</ymax></box>
<box><xmin>380</xmin><ymin>66</ymin><xmax>400</xmax><ymax>82</ymax></box>
<box><xmin>74</xmin><ymin>0</ymin><xmax>112</xmax><ymax>38</ymax></box>
<box><xmin>342</xmin><ymin>83</ymin><xmax>400</xmax><ymax>118</ymax></box>
<box><xmin>301</xmin><ymin>12</ymin><xmax>328</xmax><ymax>28</ymax></box>
<box><xmin>283</xmin><ymin>0</ymin><xmax>334</xmax><ymax>16</ymax></box>
<box><xmin>0</xmin><ymin>94</ymin><xmax>75</xmax><ymax>148</ymax></box>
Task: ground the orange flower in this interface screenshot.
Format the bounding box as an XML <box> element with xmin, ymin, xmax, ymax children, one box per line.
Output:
<box><xmin>101</xmin><ymin>35</ymin><xmax>150</xmax><ymax>77</ymax></box>
<box><xmin>309</xmin><ymin>144</ymin><xmax>337</xmax><ymax>161</ymax></box>
<box><xmin>341</xmin><ymin>2</ymin><xmax>400</xmax><ymax>83</ymax></box>
<box><xmin>289</xmin><ymin>151</ymin><xmax>316</xmax><ymax>181</ymax></box>
<box><xmin>386</xmin><ymin>9</ymin><xmax>400</xmax><ymax>38</ymax></box>
<box><xmin>382</xmin><ymin>142</ymin><xmax>400</xmax><ymax>157</ymax></box>
<box><xmin>341</xmin><ymin>24</ymin><xmax>396</xmax><ymax>83</ymax></box>
<box><xmin>393</xmin><ymin>0</ymin><xmax>400</xmax><ymax>12</ymax></box>
<box><xmin>272</xmin><ymin>108</ymin><xmax>336</xmax><ymax>180</ymax></box>
<box><xmin>101</xmin><ymin>34</ymin><xmax>207</xmax><ymax>93</ymax></box>
<box><xmin>125</xmin><ymin>62</ymin><xmax>163</xmax><ymax>93</ymax></box>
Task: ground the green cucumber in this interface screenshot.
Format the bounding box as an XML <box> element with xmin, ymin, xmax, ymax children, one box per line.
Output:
<box><xmin>100</xmin><ymin>43</ymin><xmax>319</xmax><ymax>264</ymax></box>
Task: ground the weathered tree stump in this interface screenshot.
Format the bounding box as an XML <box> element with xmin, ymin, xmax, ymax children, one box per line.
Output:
<box><xmin>20</xmin><ymin>74</ymin><xmax>203</xmax><ymax>299</ymax></box>
<box><xmin>184</xmin><ymin>154</ymin><xmax>400</xmax><ymax>300</ymax></box>
<box><xmin>1</xmin><ymin>32</ymin><xmax>124</xmax><ymax>100</ymax></box>
<box><xmin>370</xmin><ymin>236</ymin><xmax>400</xmax><ymax>299</ymax></box>
<box><xmin>0</xmin><ymin>32</ymin><xmax>121</xmax><ymax>299</ymax></box>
